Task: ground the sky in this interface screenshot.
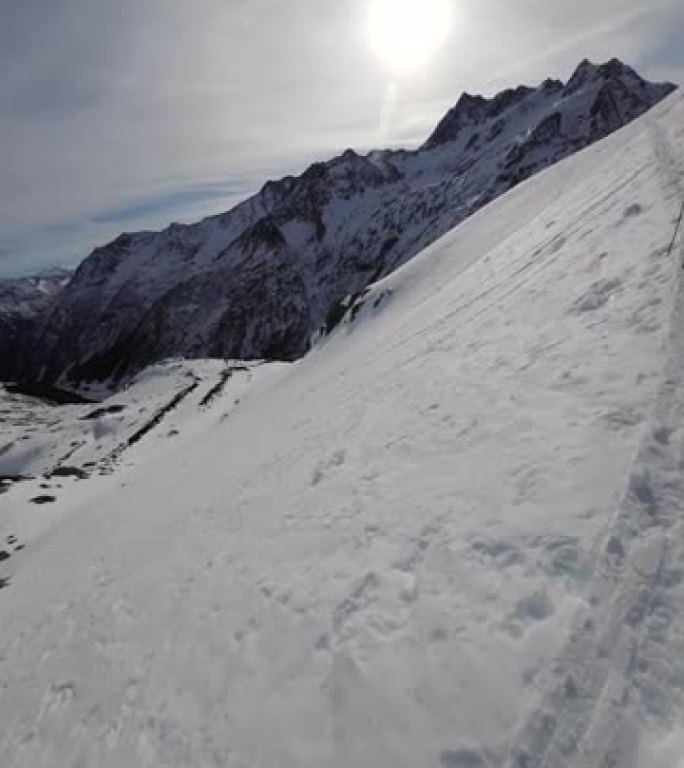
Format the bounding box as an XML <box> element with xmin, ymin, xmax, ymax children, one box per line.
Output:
<box><xmin>1</xmin><ymin>0</ymin><xmax>683</xmax><ymax>278</ymax></box>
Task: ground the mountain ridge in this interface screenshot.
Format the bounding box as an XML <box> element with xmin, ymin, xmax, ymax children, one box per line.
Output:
<box><xmin>0</xmin><ymin>268</ymin><xmax>72</xmax><ymax>382</ymax></box>
<box><xmin>6</xmin><ymin>58</ymin><xmax>676</xmax><ymax>391</ymax></box>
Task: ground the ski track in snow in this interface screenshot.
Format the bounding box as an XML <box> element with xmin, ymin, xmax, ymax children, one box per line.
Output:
<box><xmin>1</xmin><ymin>93</ymin><xmax>684</xmax><ymax>768</ymax></box>
<box><xmin>504</xmin><ymin>117</ymin><xmax>684</xmax><ymax>768</ymax></box>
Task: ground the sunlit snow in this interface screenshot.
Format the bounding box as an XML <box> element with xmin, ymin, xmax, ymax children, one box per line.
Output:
<box><xmin>1</xmin><ymin>90</ymin><xmax>684</xmax><ymax>768</ymax></box>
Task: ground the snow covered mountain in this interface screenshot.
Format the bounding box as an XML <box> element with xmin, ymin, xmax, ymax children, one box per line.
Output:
<box><xmin>1</xmin><ymin>85</ymin><xmax>683</xmax><ymax>768</ymax></box>
<box><xmin>0</xmin><ymin>268</ymin><xmax>71</xmax><ymax>382</ymax></box>
<box><xmin>15</xmin><ymin>58</ymin><xmax>675</xmax><ymax>391</ymax></box>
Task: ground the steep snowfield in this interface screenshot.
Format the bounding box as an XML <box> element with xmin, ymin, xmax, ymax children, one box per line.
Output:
<box><xmin>2</xmin><ymin>91</ymin><xmax>684</xmax><ymax>767</ymax></box>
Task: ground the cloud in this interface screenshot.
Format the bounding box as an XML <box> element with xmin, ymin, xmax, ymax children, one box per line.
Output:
<box><xmin>0</xmin><ymin>179</ymin><xmax>256</xmax><ymax>278</ymax></box>
<box><xmin>89</xmin><ymin>181</ymin><xmax>253</xmax><ymax>226</ymax></box>
<box><xmin>1</xmin><ymin>0</ymin><xmax>682</xmax><ymax>277</ymax></box>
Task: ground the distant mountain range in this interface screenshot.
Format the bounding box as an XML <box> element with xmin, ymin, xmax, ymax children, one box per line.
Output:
<box><xmin>2</xmin><ymin>59</ymin><xmax>676</xmax><ymax>391</ymax></box>
<box><xmin>0</xmin><ymin>268</ymin><xmax>72</xmax><ymax>382</ymax></box>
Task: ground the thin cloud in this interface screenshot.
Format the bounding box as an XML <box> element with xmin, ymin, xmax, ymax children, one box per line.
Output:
<box><xmin>90</xmin><ymin>181</ymin><xmax>254</xmax><ymax>226</ymax></box>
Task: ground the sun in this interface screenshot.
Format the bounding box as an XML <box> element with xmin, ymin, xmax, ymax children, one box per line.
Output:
<box><xmin>366</xmin><ymin>0</ymin><xmax>453</xmax><ymax>77</ymax></box>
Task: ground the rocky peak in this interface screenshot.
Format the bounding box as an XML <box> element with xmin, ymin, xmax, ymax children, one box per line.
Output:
<box><xmin>260</xmin><ymin>147</ymin><xmax>399</xmax><ymax>216</ymax></box>
<box><xmin>424</xmin><ymin>92</ymin><xmax>489</xmax><ymax>148</ymax></box>
<box><xmin>486</xmin><ymin>86</ymin><xmax>535</xmax><ymax>119</ymax></box>
<box><xmin>596</xmin><ymin>58</ymin><xmax>642</xmax><ymax>82</ymax></box>
<box><xmin>564</xmin><ymin>58</ymin><xmax>599</xmax><ymax>91</ymax></box>
<box><xmin>541</xmin><ymin>78</ymin><xmax>563</xmax><ymax>94</ymax></box>
<box><xmin>563</xmin><ymin>57</ymin><xmax>643</xmax><ymax>95</ymax></box>
<box><xmin>424</xmin><ymin>59</ymin><xmax>675</xmax><ymax>152</ymax></box>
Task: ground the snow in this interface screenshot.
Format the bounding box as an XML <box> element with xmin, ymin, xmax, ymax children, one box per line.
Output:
<box><xmin>1</xmin><ymin>90</ymin><xmax>684</xmax><ymax>767</ymax></box>
<box><xmin>0</xmin><ymin>360</ymin><xmax>284</xmax><ymax>546</ymax></box>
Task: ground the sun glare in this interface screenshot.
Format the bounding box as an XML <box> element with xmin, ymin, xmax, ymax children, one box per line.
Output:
<box><xmin>366</xmin><ymin>0</ymin><xmax>453</xmax><ymax>77</ymax></box>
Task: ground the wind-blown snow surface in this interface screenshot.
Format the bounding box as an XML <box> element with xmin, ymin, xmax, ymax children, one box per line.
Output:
<box><xmin>2</xmin><ymin>91</ymin><xmax>684</xmax><ymax>767</ymax></box>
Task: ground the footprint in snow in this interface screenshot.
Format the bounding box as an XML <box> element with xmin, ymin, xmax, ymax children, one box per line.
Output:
<box><xmin>653</xmin><ymin>426</ymin><xmax>674</xmax><ymax>446</ymax></box>
<box><xmin>513</xmin><ymin>589</ymin><xmax>555</xmax><ymax>622</ymax></box>
<box><xmin>470</xmin><ymin>538</ymin><xmax>524</xmax><ymax>569</ymax></box>
<box><xmin>502</xmin><ymin>589</ymin><xmax>555</xmax><ymax>638</ymax></box>
<box><xmin>44</xmin><ymin>681</ymin><xmax>77</xmax><ymax>715</ymax></box>
<box><xmin>622</xmin><ymin>202</ymin><xmax>644</xmax><ymax>219</ymax></box>
<box><xmin>311</xmin><ymin>449</ymin><xmax>347</xmax><ymax>486</ymax></box>
<box><xmin>571</xmin><ymin>277</ymin><xmax>623</xmax><ymax>313</ymax></box>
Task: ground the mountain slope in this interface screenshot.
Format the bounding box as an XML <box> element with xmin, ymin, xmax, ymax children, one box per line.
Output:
<box><xmin>0</xmin><ymin>268</ymin><xmax>71</xmax><ymax>381</ymax></box>
<box><xmin>1</xmin><ymin>88</ymin><xmax>683</xmax><ymax>768</ymax></box>
<box><xmin>17</xmin><ymin>59</ymin><xmax>675</xmax><ymax>390</ymax></box>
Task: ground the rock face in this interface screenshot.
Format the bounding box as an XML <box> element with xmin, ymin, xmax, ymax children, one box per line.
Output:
<box><xmin>14</xmin><ymin>59</ymin><xmax>677</xmax><ymax>389</ymax></box>
<box><xmin>0</xmin><ymin>269</ymin><xmax>71</xmax><ymax>381</ymax></box>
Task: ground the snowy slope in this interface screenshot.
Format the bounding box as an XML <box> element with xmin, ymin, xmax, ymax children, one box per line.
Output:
<box><xmin>1</xmin><ymin>90</ymin><xmax>684</xmax><ymax>768</ymax></box>
<box><xmin>0</xmin><ymin>360</ymin><xmax>285</xmax><ymax>548</ymax></box>
<box><xmin>15</xmin><ymin>59</ymin><xmax>674</xmax><ymax>390</ymax></box>
<box><xmin>0</xmin><ymin>360</ymin><xmax>279</xmax><ymax>481</ymax></box>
